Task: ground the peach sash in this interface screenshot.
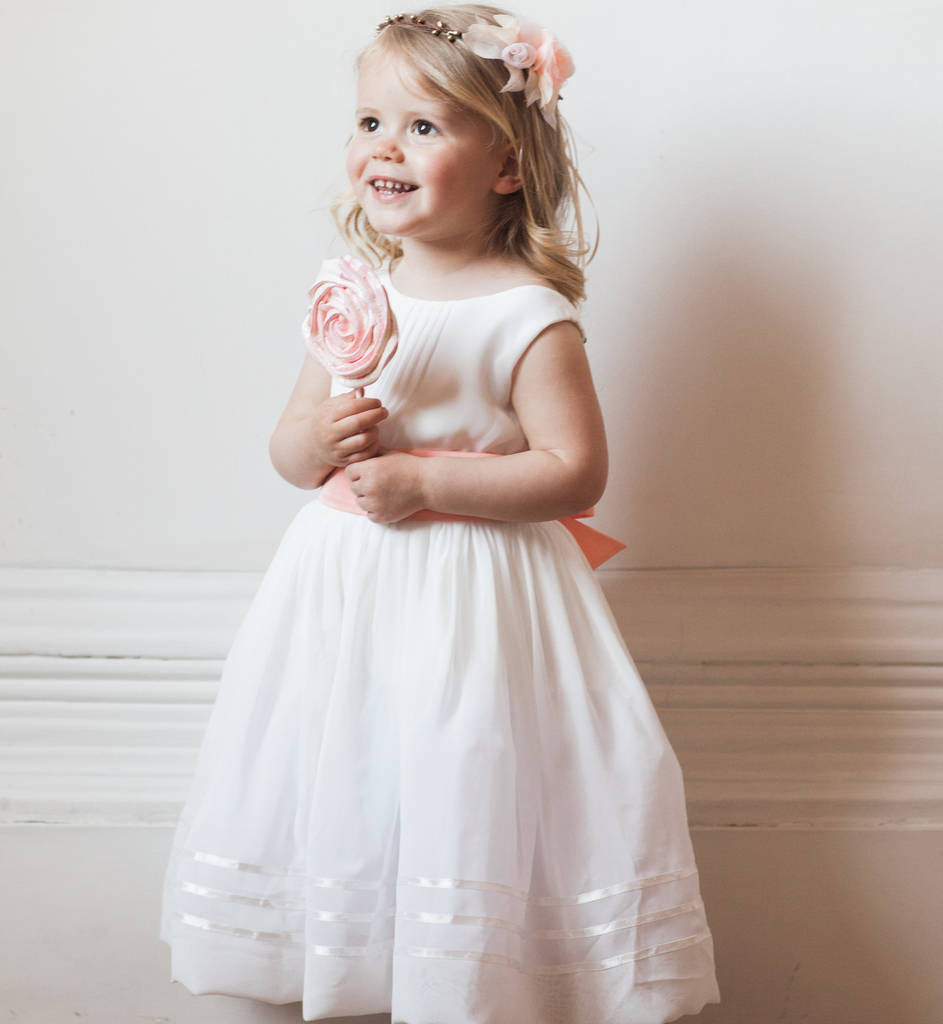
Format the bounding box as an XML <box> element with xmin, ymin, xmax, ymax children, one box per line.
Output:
<box><xmin>320</xmin><ymin>449</ymin><xmax>625</xmax><ymax>570</ymax></box>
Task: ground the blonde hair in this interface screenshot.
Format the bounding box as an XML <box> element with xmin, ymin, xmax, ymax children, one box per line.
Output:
<box><xmin>332</xmin><ymin>4</ymin><xmax>595</xmax><ymax>304</ymax></box>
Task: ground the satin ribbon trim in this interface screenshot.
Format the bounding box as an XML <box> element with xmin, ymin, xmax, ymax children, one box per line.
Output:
<box><xmin>319</xmin><ymin>449</ymin><xmax>626</xmax><ymax>569</ymax></box>
<box><xmin>183</xmin><ymin>848</ymin><xmax>306</xmax><ymax>878</ymax></box>
<box><xmin>532</xmin><ymin>866</ymin><xmax>699</xmax><ymax>906</ymax></box>
<box><xmin>311</xmin><ymin>908</ymin><xmax>394</xmax><ymax>924</ymax></box>
<box><xmin>308</xmin><ymin>876</ymin><xmax>385</xmax><ymax>891</ymax></box>
<box><xmin>174</xmin><ymin>911</ymin><xmax>305</xmax><ymax>945</ymax></box>
<box><xmin>174</xmin><ymin>912</ymin><xmax>711</xmax><ymax>972</ymax></box>
<box><xmin>174</xmin><ymin>913</ymin><xmax>393</xmax><ymax>953</ymax></box>
<box><xmin>176</xmin><ymin>847</ymin><xmax>697</xmax><ymax>906</ymax></box>
<box><xmin>400</xmin><ymin>899</ymin><xmax>704</xmax><ymax>940</ymax></box>
<box><xmin>309</xmin><ymin>940</ymin><xmax>395</xmax><ymax>958</ymax></box>
<box><xmin>179</xmin><ymin>848</ymin><xmax>381</xmax><ymax>888</ymax></box>
<box><xmin>175</xmin><ymin>879</ymin><xmax>701</xmax><ymax>937</ymax></box>
<box><xmin>398</xmin><ymin>865</ymin><xmax>698</xmax><ymax>906</ymax></box>
<box><xmin>401</xmin><ymin>932</ymin><xmax>712</xmax><ymax>975</ymax></box>
<box><xmin>178</xmin><ymin>880</ymin><xmax>306</xmax><ymax>911</ymax></box>
<box><xmin>176</xmin><ymin>882</ymin><xmax>396</xmax><ymax>922</ymax></box>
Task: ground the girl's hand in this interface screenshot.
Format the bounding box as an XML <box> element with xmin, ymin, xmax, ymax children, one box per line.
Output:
<box><xmin>312</xmin><ymin>393</ymin><xmax>389</xmax><ymax>467</ymax></box>
<box><xmin>345</xmin><ymin>452</ymin><xmax>425</xmax><ymax>523</ymax></box>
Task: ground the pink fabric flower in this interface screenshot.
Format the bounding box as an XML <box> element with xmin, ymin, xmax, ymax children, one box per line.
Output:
<box><xmin>302</xmin><ymin>256</ymin><xmax>398</xmax><ymax>390</ymax></box>
<box><xmin>528</xmin><ymin>31</ymin><xmax>575</xmax><ymax>126</ymax></box>
<box><xmin>463</xmin><ymin>13</ymin><xmax>521</xmax><ymax>59</ymax></box>
<box><xmin>464</xmin><ymin>15</ymin><xmax>574</xmax><ymax>126</ymax></box>
<box><xmin>501</xmin><ymin>41</ymin><xmax>536</xmax><ymax>69</ymax></box>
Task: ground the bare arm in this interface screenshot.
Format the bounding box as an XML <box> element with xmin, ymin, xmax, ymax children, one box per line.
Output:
<box><xmin>345</xmin><ymin>321</ymin><xmax>608</xmax><ymax>522</ymax></box>
<box><xmin>269</xmin><ymin>355</ymin><xmax>389</xmax><ymax>489</ymax></box>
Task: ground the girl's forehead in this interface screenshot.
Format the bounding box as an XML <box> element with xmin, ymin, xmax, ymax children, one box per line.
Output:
<box><xmin>357</xmin><ymin>53</ymin><xmax>431</xmax><ymax>100</ymax></box>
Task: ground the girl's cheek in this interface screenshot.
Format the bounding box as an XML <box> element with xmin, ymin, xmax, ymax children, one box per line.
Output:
<box><xmin>345</xmin><ymin>141</ymin><xmax>365</xmax><ymax>187</ymax></box>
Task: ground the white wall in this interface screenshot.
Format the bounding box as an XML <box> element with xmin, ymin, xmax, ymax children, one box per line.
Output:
<box><xmin>3</xmin><ymin>0</ymin><xmax>941</xmax><ymax>569</ymax></box>
<box><xmin>3</xmin><ymin>2</ymin><xmax>943</xmax><ymax>1022</ymax></box>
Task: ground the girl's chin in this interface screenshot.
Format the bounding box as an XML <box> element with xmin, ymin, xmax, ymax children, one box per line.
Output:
<box><xmin>362</xmin><ymin>208</ymin><xmax>416</xmax><ymax>239</ymax></box>
<box><xmin>362</xmin><ymin>213</ymin><xmax>405</xmax><ymax>241</ymax></box>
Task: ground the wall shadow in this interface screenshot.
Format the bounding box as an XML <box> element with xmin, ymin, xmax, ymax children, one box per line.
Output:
<box><xmin>605</xmin><ymin>213</ymin><xmax>848</xmax><ymax>568</ymax></box>
<box><xmin>604</xmin><ymin>212</ymin><xmax>928</xmax><ymax>1020</ymax></box>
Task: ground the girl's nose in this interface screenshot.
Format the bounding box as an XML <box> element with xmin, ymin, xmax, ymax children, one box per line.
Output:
<box><xmin>373</xmin><ymin>136</ymin><xmax>403</xmax><ymax>161</ymax></box>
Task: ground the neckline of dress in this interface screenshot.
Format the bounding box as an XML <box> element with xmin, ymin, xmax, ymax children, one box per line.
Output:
<box><xmin>381</xmin><ymin>266</ymin><xmax>564</xmax><ymax>305</ymax></box>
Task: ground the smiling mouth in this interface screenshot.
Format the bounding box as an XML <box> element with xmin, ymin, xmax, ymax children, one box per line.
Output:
<box><xmin>370</xmin><ymin>178</ymin><xmax>419</xmax><ymax>196</ymax></box>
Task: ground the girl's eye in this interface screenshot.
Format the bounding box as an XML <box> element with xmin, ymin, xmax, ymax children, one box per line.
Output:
<box><xmin>359</xmin><ymin>116</ymin><xmax>380</xmax><ymax>133</ymax></box>
<box><xmin>411</xmin><ymin>119</ymin><xmax>439</xmax><ymax>136</ymax></box>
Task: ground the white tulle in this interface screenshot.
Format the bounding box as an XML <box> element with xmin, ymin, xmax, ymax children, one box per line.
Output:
<box><xmin>160</xmin><ymin>275</ymin><xmax>719</xmax><ymax>1023</ymax></box>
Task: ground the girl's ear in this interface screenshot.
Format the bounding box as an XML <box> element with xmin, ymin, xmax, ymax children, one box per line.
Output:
<box><xmin>492</xmin><ymin>146</ymin><xmax>523</xmax><ymax>195</ymax></box>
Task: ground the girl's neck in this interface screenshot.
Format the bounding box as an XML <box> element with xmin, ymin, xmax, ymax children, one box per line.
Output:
<box><xmin>392</xmin><ymin>240</ymin><xmax>543</xmax><ymax>301</ymax></box>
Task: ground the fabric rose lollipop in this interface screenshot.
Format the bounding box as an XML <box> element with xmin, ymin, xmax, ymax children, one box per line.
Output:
<box><xmin>302</xmin><ymin>256</ymin><xmax>398</xmax><ymax>396</ymax></box>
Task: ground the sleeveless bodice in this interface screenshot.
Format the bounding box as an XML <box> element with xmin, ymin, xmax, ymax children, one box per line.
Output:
<box><xmin>329</xmin><ymin>267</ymin><xmax>581</xmax><ymax>454</ymax></box>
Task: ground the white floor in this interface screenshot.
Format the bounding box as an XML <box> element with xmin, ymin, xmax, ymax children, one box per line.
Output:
<box><xmin>2</xmin><ymin>825</ymin><xmax>941</xmax><ymax>1023</ymax></box>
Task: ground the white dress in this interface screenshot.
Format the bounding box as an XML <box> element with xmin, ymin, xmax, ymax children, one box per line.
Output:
<box><xmin>160</xmin><ymin>268</ymin><xmax>720</xmax><ymax>1024</ymax></box>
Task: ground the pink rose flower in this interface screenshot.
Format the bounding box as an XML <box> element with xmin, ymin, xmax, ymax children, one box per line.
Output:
<box><xmin>501</xmin><ymin>41</ymin><xmax>536</xmax><ymax>69</ymax></box>
<box><xmin>302</xmin><ymin>256</ymin><xmax>398</xmax><ymax>390</ymax></box>
<box><xmin>463</xmin><ymin>15</ymin><xmax>574</xmax><ymax>127</ymax></box>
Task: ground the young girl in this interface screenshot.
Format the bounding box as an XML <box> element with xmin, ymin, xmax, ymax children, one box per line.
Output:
<box><xmin>161</xmin><ymin>6</ymin><xmax>720</xmax><ymax>1022</ymax></box>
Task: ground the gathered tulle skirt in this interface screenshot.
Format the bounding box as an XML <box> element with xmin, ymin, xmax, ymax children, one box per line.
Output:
<box><xmin>160</xmin><ymin>498</ymin><xmax>719</xmax><ymax>1023</ymax></box>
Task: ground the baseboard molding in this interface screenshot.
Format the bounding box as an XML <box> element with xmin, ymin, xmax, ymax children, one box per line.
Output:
<box><xmin>2</xmin><ymin>567</ymin><xmax>942</xmax><ymax>829</ymax></box>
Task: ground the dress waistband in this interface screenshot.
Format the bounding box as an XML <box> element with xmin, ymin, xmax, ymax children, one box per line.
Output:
<box><xmin>319</xmin><ymin>449</ymin><xmax>625</xmax><ymax>569</ymax></box>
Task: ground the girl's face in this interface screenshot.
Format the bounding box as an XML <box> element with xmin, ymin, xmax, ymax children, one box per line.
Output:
<box><xmin>346</xmin><ymin>52</ymin><xmax>518</xmax><ymax>253</ymax></box>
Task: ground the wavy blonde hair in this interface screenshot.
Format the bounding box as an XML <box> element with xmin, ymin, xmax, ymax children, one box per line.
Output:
<box><xmin>332</xmin><ymin>4</ymin><xmax>595</xmax><ymax>304</ymax></box>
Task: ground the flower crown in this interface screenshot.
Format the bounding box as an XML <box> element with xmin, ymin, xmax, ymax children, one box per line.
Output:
<box><xmin>376</xmin><ymin>12</ymin><xmax>574</xmax><ymax>127</ymax></box>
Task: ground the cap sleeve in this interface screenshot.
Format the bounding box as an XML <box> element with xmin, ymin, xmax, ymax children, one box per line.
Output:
<box><xmin>488</xmin><ymin>287</ymin><xmax>584</xmax><ymax>402</ymax></box>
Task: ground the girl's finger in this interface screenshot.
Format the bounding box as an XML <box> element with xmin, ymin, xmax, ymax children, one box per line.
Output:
<box><xmin>343</xmin><ymin>448</ymin><xmax>377</xmax><ymax>466</ymax></box>
<box><xmin>331</xmin><ymin>394</ymin><xmax>384</xmax><ymax>421</ymax></box>
<box><xmin>337</xmin><ymin>405</ymin><xmax>388</xmax><ymax>435</ymax></box>
<box><xmin>337</xmin><ymin>430</ymin><xmax>378</xmax><ymax>455</ymax></box>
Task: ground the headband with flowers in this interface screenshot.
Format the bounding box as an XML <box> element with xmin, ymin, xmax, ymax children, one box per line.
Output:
<box><xmin>463</xmin><ymin>14</ymin><xmax>574</xmax><ymax>127</ymax></box>
<box><xmin>376</xmin><ymin>12</ymin><xmax>575</xmax><ymax>128</ymax></box>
